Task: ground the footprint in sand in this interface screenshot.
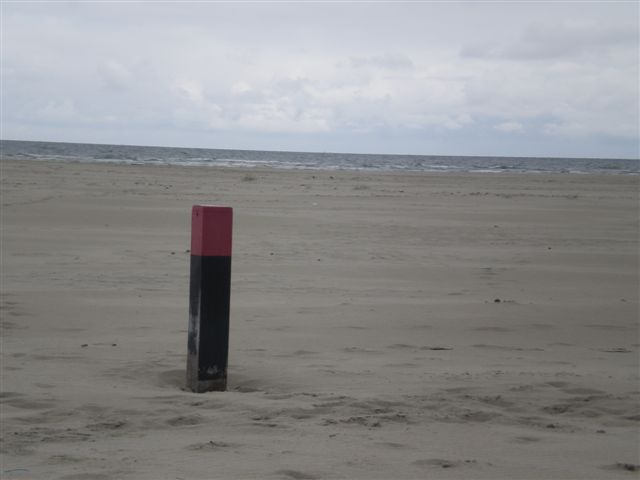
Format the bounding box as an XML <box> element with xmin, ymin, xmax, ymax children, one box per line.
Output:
<box><xmin>186</xmin><ymin>440</ymin><xmax>240</xmax><ymax>451</ymax></box>
<box><xmin>602</xmin><ymin>463</ymin><xmax>639</xmax><ymax>473</ymax></box>
<box><xmin>561</xmin><ymin>386</ymin><xmax>606</xmax><ymax>395</ymax></box>
<box><xmin>1</xmin><ymin>393</ymin><xmax>57</xmax><ymax>411</ymax></box>
<box><xmin>471</xmin><ymin>326</ymin><xmax>513</xmax><ymax>332</ymax></box>
<box><xmin>530</xmin><ymin>323</ymin><xmax>555</xmax><ymax>330</ymax></box>
<box><xmin>342</xmin><ymin>347</ymin><xmax>381</xmax><ymax>354</ymax></box>
<box><xmin>376</xmin><ymin>441</ymin><xmax>409</xmax><ymax>449</ymax></box>
<box><xmin>275</xmin><ymin>469</ymin><xmax>318</xmax><ymax>480</ymax></box>
<box><xmin>165</xmin><ymin>414</ymin><xmax>206</xmax><ymax>427</ymax></box>
<box><xmin>48</xmin><ymin>454</ymin><xmax>85</xmax><ymax>465</ymax></box>
<box><xmin>473</xmin><ymin>344</ymin><xmax>544</xmax><ymax>352</ymax></box>
<box><xmin>156</xmin><ymin>369</ymin><xmax>185</xmax><ymax>389</ymax></box>
<box><xmin>513</xmin><ymin>436</ymin><xmax>542</xmax><ymax>444</ymax></box>
<box><xmin>59</xmin><ymin>474</ymin><xmax>112</xmax><ymax>480</ymax></box>
<box><xmin>587</xmin><ymin>324</ymin><xmax>633</xmax><ymax>331</ymax></box>
<box><xmin>276</xmin><ymin>350</ymin><xmax>319</xmax><ymax>358</ymax></box>
<box><xmin>413</xmin><ymin>458</ymin><xmax>479</xmax><ymax>469</ymax></box>
<box><xmin>387</xmin><ymin>343</ymin><xmax>417</xmax><ymax>350</ymax></box>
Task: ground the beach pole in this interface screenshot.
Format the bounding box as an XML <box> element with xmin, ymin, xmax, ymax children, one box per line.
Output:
<box><xmin>187</xmin><ymin>205</ymin><xmax>233</xmax><ymax>393</ymax></box>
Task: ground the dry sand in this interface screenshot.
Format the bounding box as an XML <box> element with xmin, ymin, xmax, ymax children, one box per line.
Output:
<box><xmin>1</xmin><ymin>159</ymin><xmax>638</xmax><ymax>479</ymax></box>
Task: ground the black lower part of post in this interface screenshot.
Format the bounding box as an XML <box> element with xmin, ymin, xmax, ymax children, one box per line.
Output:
<box><xmin>187</xmin><ymin>255</ymin><xmax>231</xmax><ymax>392</ymax></box>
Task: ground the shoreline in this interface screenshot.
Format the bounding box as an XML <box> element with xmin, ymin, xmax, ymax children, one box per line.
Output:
<box><xmin>2</xmin><ymin>139</ymin><xmax>638</xmax><ymax>175</ymax></box>
<box><xmin>2</xmin><ymin>157</ymin><xmax>639</xmax><ymax>179</ymax></box>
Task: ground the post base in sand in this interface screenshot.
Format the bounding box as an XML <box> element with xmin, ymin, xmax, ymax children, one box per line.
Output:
<box><xmin>186</xmin><ymin>356</ymin><xmax>227</xmax><ymax>393</ymax></box>
<box><xmin>187</xmin><ymin>377</ymin><xmax>227</xmax><ymax>393</ymax></box>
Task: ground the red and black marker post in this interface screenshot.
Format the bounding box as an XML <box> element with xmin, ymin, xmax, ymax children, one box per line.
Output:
<box><xmin>187</xmin><ymin>205</ymin><xmax>233</xmax><ymax>393</ymax></box>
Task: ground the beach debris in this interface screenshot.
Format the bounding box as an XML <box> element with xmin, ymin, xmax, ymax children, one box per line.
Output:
<box><xmin>599</xmin><ymin>347</ymin><xmax>632</xmax><ymax>353</ymax></box>
<box><xmin>489</xmin><ymin>298</ymin><xmax>518</xmax><ymax>304</ymax></box>
<box><xmin>81</xmin><ymin>344</ymin><xmax>88</xmax><ymax>347</ymax></box>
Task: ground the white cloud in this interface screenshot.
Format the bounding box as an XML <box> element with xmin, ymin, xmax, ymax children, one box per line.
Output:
<box><xmin>35</xmin><ymin>99</ymin><xmax>82</xmax><ymax>122</ymax></box>
<box><xmin>231</xmin><ymin>81</ymin><xmax>253</xmax><ymax>95</ymax></box>
<box><xmin>174</xmin><ymin>79</ymin><xmax>205</xmax><ymax>103</ymax></box>
<box><xmin>350</xmin><ymin>53</ymin><xmax>414</xmax><ymax>70</ymax></box>
<box><xmin>495</xmin><ymin>121</ymin><xmax>524</xmax><ymax>133</ymax></box>
<box><xmin>236</xmin><ymin>101</ymin><xmax>331</xmax><ymax>133</ymax></box>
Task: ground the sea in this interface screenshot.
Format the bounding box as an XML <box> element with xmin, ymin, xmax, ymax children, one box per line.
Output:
<box><xmin>1</xmin><ymin>139</ymin><xmax>638</xmax><ymax>175</ymax></box>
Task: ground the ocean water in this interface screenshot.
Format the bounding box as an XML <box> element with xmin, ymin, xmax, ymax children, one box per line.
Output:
<box><xmin>1</xmin><ymin>140</ymin><xmax>638</xmax><ymax>175</ymax></box>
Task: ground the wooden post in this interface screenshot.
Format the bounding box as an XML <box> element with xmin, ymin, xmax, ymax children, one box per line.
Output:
<box><xmin>187</xmin><ymin>205</ymin><xmax>233</xmax><ymax>393</ymax></box>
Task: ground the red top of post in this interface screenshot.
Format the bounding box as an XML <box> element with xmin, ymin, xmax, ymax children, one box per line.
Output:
<box><xmin>191</xmin><ymin>205</ymin><xmax>233</xmax><ymax>257</ymax></box>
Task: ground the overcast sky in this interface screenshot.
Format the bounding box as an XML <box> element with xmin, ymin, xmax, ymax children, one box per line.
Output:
<box><xmin>1</xmin><ymin>2</ymin><xmax>638</xmax><ymax>158</ymax></box>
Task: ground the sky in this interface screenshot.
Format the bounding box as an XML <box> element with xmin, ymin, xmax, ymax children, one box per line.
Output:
<box><xmin>1</xmin><ymin>1</ymin><xmax>638</xmax><ymax>159</ymax></box>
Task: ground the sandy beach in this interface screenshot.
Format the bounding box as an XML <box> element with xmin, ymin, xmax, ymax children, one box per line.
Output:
<box><xmin>1</xmin><ymin>159</ymin><xmax>638</xmax><ymax>479</ymax></box>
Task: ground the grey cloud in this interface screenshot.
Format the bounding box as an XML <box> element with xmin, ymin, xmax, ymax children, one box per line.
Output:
<box><xmin>98</xmin><ymin>61</ymin><xmax>133</xmax><ymax>92</ymax></box>
<box><xmin>273</xmin><ymin>77</ymin><xmax>313</xmax><ymax>95</ymax></box>
<box><xmin>461</xmin><ymin>21</ymin><xmax>639</xmax><ymax>60</ymax></box>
